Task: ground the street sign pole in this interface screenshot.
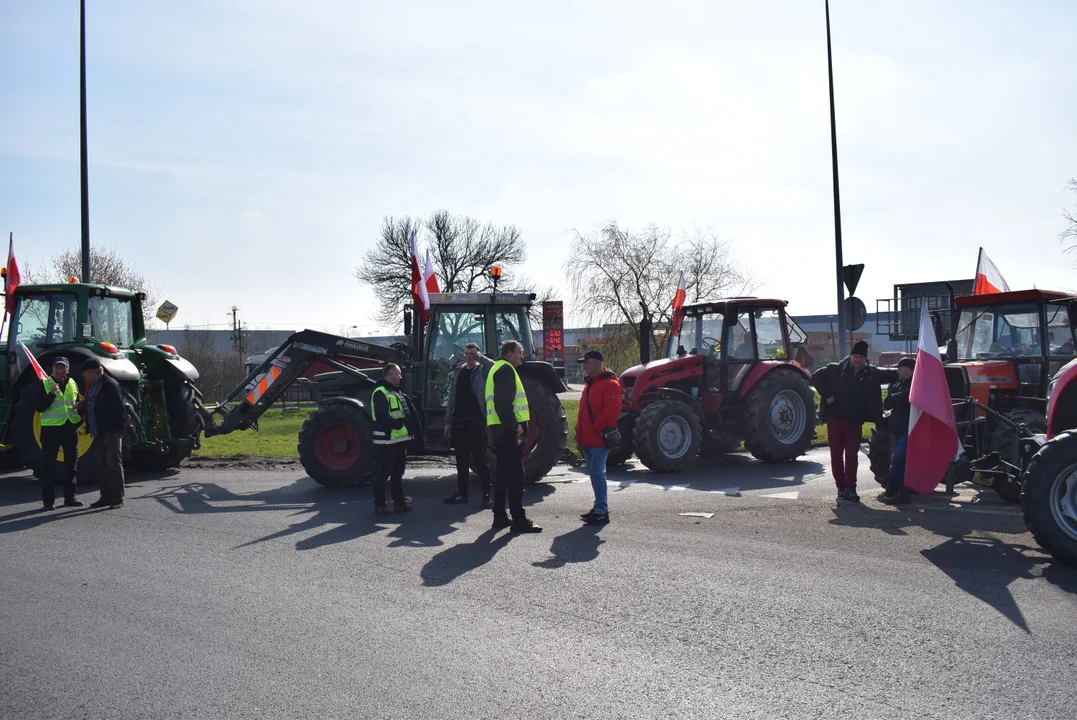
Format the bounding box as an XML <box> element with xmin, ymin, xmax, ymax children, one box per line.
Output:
<box><xmin>826</xmin><ymin>0</ymin><xmax>846</xmax><ymax>358</ymax></box>
<box><xmin>80</xmin><ymin>0</ymin><xmax>91</xmax><ymax>283</ymax></box>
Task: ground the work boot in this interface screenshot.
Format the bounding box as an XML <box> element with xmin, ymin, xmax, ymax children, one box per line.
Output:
<box><xmin>90</xmin><ymin>498</ymin><xmax>111</xmax><ymax>509</ymax></box>
<box><xmin>491</xmin><ymin>512</ymin><xmax>512</xmax><ymax>530</ymax></box>
<box><xmin>845</xmin><ymin>487</ymin><xmax>860</xmax><ymax>503</ymax></box>
<box><xmin>63</xmin><ymin>498</ymin><xmax>84</xmax><ymax>508</ymax></box>
<box><xmin>374</xmin><ymin>504</ymin><xmax>392</xmax><ymax>516</ymax></box>
<box><xmin>394</xmin><ymin>501</ymin><xmax>413</xmax><ymax>514</ymax></box>
<box><xmin>480</xmin><ymin>493</ymin><xmax>492</xmax><ymax>509</ymax></box>
<box><xmin>444</xmin><ymin>492</ymin><xmax>468</xmax><ymax>504</ymax></box>
<box><xmin>510</xmin><ymin>517</ymin><xmax>542</xmax><ymax>534</ymax></box>
<box><xmin>41</xmin><ymin>503</ymin><xmax>55</xmax><ymax>512</ymax></box>
<box><xmin>881</xmin><ymin>489</ymin><xmax>910</xmax><ymax>505</ymax></box>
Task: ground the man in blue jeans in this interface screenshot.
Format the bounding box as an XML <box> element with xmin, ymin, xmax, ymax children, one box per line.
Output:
<box><xmin>881</xmin><ymin>357</ymin><xmax>914</xmax><ymax>505</ymax></box>
<box><xmin>575</xmin><ymin>350</ymin><xmax>622</xmax><ymax>525</ymax></box>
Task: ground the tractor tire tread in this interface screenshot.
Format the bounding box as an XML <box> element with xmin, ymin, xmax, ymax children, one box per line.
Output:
<box><xmin>743</xmin><ymin>370</ymin><xmax>816</xmax><ymax>463</ymax></box>
<box><xmin>1020</xmin><ymin>430</ymin><xmax>1077</xmax><ymax>565</ymax></box>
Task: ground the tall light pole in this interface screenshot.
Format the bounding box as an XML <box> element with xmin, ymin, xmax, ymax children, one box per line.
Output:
<box><xmin>80</xmin><ymin>0</ymin><xmax>91</xmax><ymax>283</ymax></box>
<box><xmin>825</xmin><ymin>0</ymin><xmax>847</xmax><ymax>357</ymax></box>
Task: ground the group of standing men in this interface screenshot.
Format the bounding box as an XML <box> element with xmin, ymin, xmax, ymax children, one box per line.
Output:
<box><xmin>33</xmin><ymin>357</ymin><xmax>130</xmax><ymax>511</ymax></box>
<box><xmin>812</xmin><ymin>340</ymin><xmax>914</xmax><ymax>505</ymax></box>
<box><xmin>370</xmin><ymin>339</ymin><xmax>623</xmax><ymax>530</ymax></box>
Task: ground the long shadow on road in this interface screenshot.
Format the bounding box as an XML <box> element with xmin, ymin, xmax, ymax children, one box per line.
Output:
<box><xmin>830</xmin><ymin>499</ymin><xmax>1077</xmax><ymax>633</ymax></box>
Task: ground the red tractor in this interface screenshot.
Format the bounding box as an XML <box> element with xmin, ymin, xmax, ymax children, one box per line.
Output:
<box><xmin>612</xmin><ymin>298</ymin><xmax>817</xmax><ymax>472</ymax></box>
<box><xmin>1022</xmin><ymin>354</ymin><xmax>1077</xmax><ymax>563</ymax></box>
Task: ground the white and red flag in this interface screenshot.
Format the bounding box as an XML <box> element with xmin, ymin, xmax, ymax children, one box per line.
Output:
<box><xmin>423</xmin><ymin>248</ymin><xmax>440</xmax><ymax>296</ymax></box>
<box><xmin>18</xmin><ymin>341</ymin><xmax>47</xmax><ymax>382</ymax></box>
<box><xmin>669</xmin><ymin>271</ymin><xmax>687</xmax><ymax>338</ymax></box>
<box><xmin>5</xmin><ymin>232</ymin><xmax>20</xmax><ymax>315</ymax></box>
<box><xmin>973</xmin><ymin>248</ymin><xmax>1010</xmax><ymax>295</ymax></box>
<box><xmin>905</xmin><ymin>303</ymin><xmax>960</xmax><ymax>494</ymax></box>
<box><xmin>409</xmin><ymin>231</ymin><xmax>430</xmax><ymax>323</ymax></box>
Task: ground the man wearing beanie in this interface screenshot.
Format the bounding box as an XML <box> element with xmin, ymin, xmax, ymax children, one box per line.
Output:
<box><xmin>811</xmin><ymin>339</ymin><xmax>884</xmax><ymax>502</ymax></box>
<box><xmin>881</xmin><ymin>357</ymin><xmax>915</xmax><ymax>504</ymax></box>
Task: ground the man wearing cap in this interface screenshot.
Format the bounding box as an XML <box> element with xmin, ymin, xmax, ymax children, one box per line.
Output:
<box><xmin>576</xmin><ymin>350</ymin><xmax>621</xmax><ymax>525</ymax></box>
<box><xmin>33</xmin><ymin>357</ymin><xmax>83</xmax><ymax>510</ymax></box>
<box><xmin>881</xmin><ymin>357</ymin><xmax>915</xmax><ymax>505</ymax></box>
<box><xmin>811</xmin><ymin>340</ymin><xmax>885</xmax><ymax>503</ymax></box>
<box><xmin>81</xmin><ymin>358</ymin><xmax>127</xmax><ymax>509</ymax></box>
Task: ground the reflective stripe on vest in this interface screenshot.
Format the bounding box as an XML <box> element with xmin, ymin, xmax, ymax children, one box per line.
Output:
<box><xmin>484</xmin><ymin>359</ymin><xmax>530</xmax><ymax>426</ymax></box>
<box><xmin>40</xmin><ymin>377</ymin><xmax>81</xmax><ymax>426</ymax></box>
<box><xmin>371</xmin><ymin>385</ymin><xmax>411</xmax><ymax>445</ymax></box>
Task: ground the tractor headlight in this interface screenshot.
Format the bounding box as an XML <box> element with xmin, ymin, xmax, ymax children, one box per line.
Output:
<box><xmin>623</xmin><ymin>387</ymin><xmax>633</xmax><ymax>401</ymax></box>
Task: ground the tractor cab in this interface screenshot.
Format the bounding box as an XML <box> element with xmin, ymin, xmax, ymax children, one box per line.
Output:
<box><xmin>950</xmin><ymin>290</ymin><xmax>1076</xmax><ymax>405</ymax></box>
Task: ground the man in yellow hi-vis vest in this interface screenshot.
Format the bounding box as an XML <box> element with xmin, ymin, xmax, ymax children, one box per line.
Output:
<box><xmin>371</xmin><ymin>363</ymin><xmax>413</xmax><ymax>515</ymax></box>
<box><xmin>485</xmin><ymin>340</ymin><xmax>541</xmax><ymax>533</ymax></box>
<box><xmin>33</xmin><ymin>357</ymin><xmax>84</xmax><ymax>510</ymax></box>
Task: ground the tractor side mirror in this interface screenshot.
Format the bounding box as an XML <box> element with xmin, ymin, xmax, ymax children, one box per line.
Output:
<box><xmin>946</xmin><ymin>339</ymin><xmax>957</xmax><ymax>364</ymax></box>
<box><xmin>723</xmin><ymin>304</ymin><xmax>738</xmax><ymax>326</ymax></box>
<box><xmin>403</xmin><ymin>309</ymin><xmax>412</xmax><ymax>337</ymax></box>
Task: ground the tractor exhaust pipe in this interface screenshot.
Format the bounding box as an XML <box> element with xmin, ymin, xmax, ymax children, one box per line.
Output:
<box><xmin>639</xmin><ymin>302</ymin><xmax>652</xmax><ymax>365</ymax></box>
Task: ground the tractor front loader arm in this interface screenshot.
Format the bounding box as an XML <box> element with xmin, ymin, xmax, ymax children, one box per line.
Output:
<box><xmin>200</xmin><ymin>330</ymin><xmax>407</xmax><ymax>438</ymax></box>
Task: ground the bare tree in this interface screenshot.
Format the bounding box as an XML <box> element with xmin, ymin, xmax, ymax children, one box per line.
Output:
<box><xmin>1062</xmin><ymin>178</ymin><xmax>1077</xmax><ymax>257</ymax></box>
<box><xmin>564</xmin><ymin>222</ymin><xmax>756</xmax><ymax>357</ymax></box>
<box><xmin>177</xmin><ymin>327</ymin><xmax>247</xmax><ymax>402</ymax></box>
<box><xmin>355</xmin><ymin>211</ymin><xmax>530</xmax><ymax>325</ymax></box>
<box><xmin>23</xmin><ymin>244</ymin><xmax>161</xmax><ymax>326</ymax></box>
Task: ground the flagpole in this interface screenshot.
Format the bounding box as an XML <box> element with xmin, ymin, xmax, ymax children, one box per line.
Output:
<box><xmin>80</xmin><ymin>0</ymin><xmax>91</xmax><ymax>283</ymax></box>
<box><xmin>826</xmin><ymin>0</ymin><xmax>847</xmax><ymax>358</ymax></box>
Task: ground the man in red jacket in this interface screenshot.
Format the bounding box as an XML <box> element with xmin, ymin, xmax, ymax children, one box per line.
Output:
<box><xmin>576</xmin><ymin>350</ymin><xmax>622</xmax><ymax>525</ymax></box>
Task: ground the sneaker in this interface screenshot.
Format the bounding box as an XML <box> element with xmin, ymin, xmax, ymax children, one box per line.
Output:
<box><xmin>581</xmin><ymin>510</ymin><xmax>597</xmax><ymax>521</ymax></box>
<box><xmin>444</xmin><ymin>492</ymin><xmax>468</xmax><ymax>504</ymax></box>
<box><xmin>845</xmin><ymin>487</ymin><xmax>860</xmax><ymax>503</ymax></box>
<box><xmin>491</xmin><ymin>513</ymin><xmax>512</xmax><ymax>530</ymax></box>
<box><xmin>510</xmin><ymin>518</ymin><xmax>543</xmax><ymax>534</ymax></box>
<box><xmin>480</xmin><ymin>494</ymin><xmax>492</xmax><ymax>509</ymax></box>
<box><xmin>63</xmin><ymin>499</ymin><xmax>84</xmax><ymax>508</ymax></box>
<box><xmin>584</xmin><ymin>513</ymin><xmax>610</xmax><ymax>525</ymax></box>
<box><xmin>394</xmin><ymin>502</ymin><xmax>413</xmax><ymax>514</ymax></box>
<box><xmin>374</xmin><ymin>504</ymin><xmax>392</xmax><ymax>516</ymax></box>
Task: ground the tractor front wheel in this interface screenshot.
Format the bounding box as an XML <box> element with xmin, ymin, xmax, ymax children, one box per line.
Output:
<box><xmin>743</xmin><ymin>371</ymin><xmax>816</xmax><ymax>462</ymax></box>
<box><xmin>298</xmin><ymin>403</ymin><xmax>375</xmax><ymax>487</ymax></box>
<box><xmin>133</xmin><ymin>381</ymin><xmax>203</xmax><ymax>472</ymax></box>
<box><xmin>1021</xmin><ymin>431</ymin><xmax>1077</xmax><ymax>565</ymax></box>
<box><xmin>634</xmin><ymin>400</ymin><xmax>701</xmax><ymax>473</ymax></box>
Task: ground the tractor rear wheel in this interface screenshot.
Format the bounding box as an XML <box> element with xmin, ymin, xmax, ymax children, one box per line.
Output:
<box><xmin>634</xmin><ymin>400</ymin><xmax>701</xmax><ymax>472</ymax></box>
<box><xmin>1021</xmin><ymin>431</ymin><xmax>1077</xmax><ymax>565</ymax></box>
<box><xmin>868</xmin><ymin>425</ymin><xmax>894</xmax><ymax>487</ymax></box>
<box><xmin>298</xmin><ymin>403</ymin><xmax>375</xmax><ymax>487</ymax></box>
<box><xmin>743</xmin><ymin>371</ymin><xmax>815</xmax><ymax>462</ymax></box>
<box><xmin>484</xmin><ymin>378</ymin><xmax>566</xmax><ymax>484</ymax></box>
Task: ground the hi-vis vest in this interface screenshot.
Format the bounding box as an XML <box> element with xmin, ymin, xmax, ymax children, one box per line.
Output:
<box><xmin>40</xmin><ymin>377</ymin><xmax>81</xmax><ymax>427</ymax></box>
<box><xmin>485</xmin><ymin>360</ymin><xmax>530</xmax><ymax>426</ymax></box>
<box><xmin>371</xmin><ymin>385</ymin><xmax>411</xmax><ymax>445</ymax></box>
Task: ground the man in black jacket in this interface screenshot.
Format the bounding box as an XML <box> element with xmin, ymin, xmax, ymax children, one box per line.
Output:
<box><xmin>370</xmin><ymin>363</ymin><xmax>413</xmax><ymax>515</ymax></box>
<box><xmin>81</xmin><ymin>358</ymin><xmax>127</xmax><ymax>509</ymax></box>
<box><xmin>811</xmin><ymin>340</ymin><xmax>885</xmax><ymax>503</ymax></box>
<box><xmin>881</xmin><ymin>357</ymin><xmax>915</xmax><ymax>505</ymax></box>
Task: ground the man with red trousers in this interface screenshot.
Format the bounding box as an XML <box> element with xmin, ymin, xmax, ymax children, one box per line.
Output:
<box><xmin>811</xmin><ymin>340</ymin><xmax>884</xmax><ymax>503</ymax></box>
<box><xmin>575</xmin><ymin>350</ymin><xmax>622</xmax><ymax>525</ymax></box>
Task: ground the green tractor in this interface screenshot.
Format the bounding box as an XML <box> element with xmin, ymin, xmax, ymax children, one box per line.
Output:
<box><xmin>0</xmin><ymin>281</ymin><xmax>203</xmax><ymax>477</ymax></box>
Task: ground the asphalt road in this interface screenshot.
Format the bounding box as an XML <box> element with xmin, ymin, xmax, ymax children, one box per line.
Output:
<box><xmin>1</xmin><ymin>449</ymin><xmax>1074</xmax><ymax>719</ymax></box>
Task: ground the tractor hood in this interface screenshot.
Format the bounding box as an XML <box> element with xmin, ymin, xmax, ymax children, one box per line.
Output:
<box><xmin>619</xmin><ymin>354</ymin><xmax>704</xmax><ymax>406</ymax></box>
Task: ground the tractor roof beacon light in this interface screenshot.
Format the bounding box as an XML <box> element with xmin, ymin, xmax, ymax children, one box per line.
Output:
<box><xmin>491</xmin><ymin>265</ymin><xmax>502</xmax><ymax>298</ymax></box>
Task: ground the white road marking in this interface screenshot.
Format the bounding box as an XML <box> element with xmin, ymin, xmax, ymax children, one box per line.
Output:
<box><xmin>761</xmin><ymin>491</ymin><xmax>801</xmax><ymax>500</ymax></box>
<box><xmin>678</xmin><ymin>512</ymin><xmax>715</xmax><ymax>519</ymax></box>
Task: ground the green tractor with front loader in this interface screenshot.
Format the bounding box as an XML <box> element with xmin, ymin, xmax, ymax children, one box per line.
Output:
<box><xmin>0</xmin><ymin>281</ymin><xmax>204</xmax><ymax>477</ymax></box>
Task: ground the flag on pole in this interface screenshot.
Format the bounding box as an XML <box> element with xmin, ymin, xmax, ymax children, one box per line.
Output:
<box><xmin>973</xmin><ymin>248</ymin><xmax>1010</xmax><ymax>295</ymax></box>
<box><xmin>423</xmin><ymin>248</ymin><xmax>440</xmax><ymax>295</ymax></box>
<box><xmin>18</xmin><ymin>341</ymin><xmax>47</xmax><ymax>382</ymax></box>
<box><xmin>905</xmin><ymin>303</ymin><xmax>960</xmax><ymax>494</ymax></box>
<box><xmin>409</xmin><ymin>231</ymin><xmax>430</xmax><ymax>323</ymax></box>
<box><xmin>5</xmin><ymin>232</ymin><xmax>21</xmax><ymax>315</ymax></box>
<box><xmin>669</xmin><ymin>272</ymin><xmax>687</xmax><ymax>338</ymax></box>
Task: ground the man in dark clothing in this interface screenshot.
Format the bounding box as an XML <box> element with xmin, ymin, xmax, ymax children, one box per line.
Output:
<box><xmin>371</xmin><ymin>363</ymin><xmax>413</xmax><ymax>515</ymax></box>
<box><xmin>442</xmin><ymin>342</ymin><xmax>493</xmax><ymax>507</ymax></box>
<box><xmin>811</xmin><ymin>340</ymin><xmax>885</xmax><ymax>503</ymax></box>
<box><xmin>881</xmin><ymin>357</ymin><xmax>915</xmax><ymax>505</ymax></box>
<box><xmin>34</xmin><ymin>356</ymin><xmax>84</xmax><ymax>510</ymax></box>
<box><xmin>81</xmin><ymin>358</ymin><xmax>127</xmax><ymax>509</ymax></box>
<box><xmin>485</xmin><ymin>340</ymin><xmax>541</xmax><ymax>533</ymax></box>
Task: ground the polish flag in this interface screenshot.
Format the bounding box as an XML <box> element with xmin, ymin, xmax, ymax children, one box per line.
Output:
<box><xmin>423</xmin><ymin>248</ymin><xmax>440</xmax><ymax>295</ymax></box>
<box><xmin>18</xmin><ymin>341</ymin><xmax>47</xmax><ymax>382</ymax></box>
<box><xmin>669</xmin><ymin>271</ymin><xmax>687</xmax><ymax>337</ymax></box>
<box><xmin>409</xmin><ymin>231</ymin><xmax>429</xmax><ymax>323</ymax></box>
<box><xmin>5</xmin><ymin>232</ymin><xmax>20</xmax><ymax>315</ymax></box>
<box><xmin>973</xmin><ymin>248</ymin><xmax>1010</xmax><ymax>295</ymax></box>
<box><xmin>904</xmin><ymin>303</ymin><xmax>960</xmax><ymax>494</ymax></box>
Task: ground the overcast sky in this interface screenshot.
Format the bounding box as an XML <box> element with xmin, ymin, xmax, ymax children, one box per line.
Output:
<box><xmin>2</xmin><ymin>0</ymin><xmax>1075</xmax><ymax>335</ymax></box>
